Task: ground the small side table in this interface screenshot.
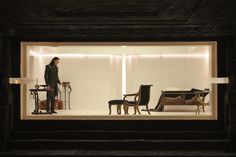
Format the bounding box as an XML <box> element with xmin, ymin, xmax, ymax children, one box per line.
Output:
<box><xmin>30</xmin><ymin>87</ymin><xmax>53</xmax><ymax>114</ymax></box>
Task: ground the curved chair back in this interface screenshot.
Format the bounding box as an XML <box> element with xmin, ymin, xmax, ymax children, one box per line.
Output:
<box><xmin>139</xmin><ymin>85</ymin><xmax>152</xmax><ymax>106</ymax></box>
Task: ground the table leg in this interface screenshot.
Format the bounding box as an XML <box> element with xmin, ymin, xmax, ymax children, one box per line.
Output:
<box><xmin>68</xmin><ymin>90</ymin><xmax>71</xmax><ymax>110</ymax></box>
<box><xmin>68</xmin><ymin>85</ymin><xmax>72</xmax><ymax>110</ymax></box>
<box><xmin>64</xmin><ymin>86</ymin><xmax>67</xmax><ymax>110</ymax></box>
<box><xmin>32</xmin><ymin>91</ymin><xmax>39</xmax><ymax>114</ymax></box>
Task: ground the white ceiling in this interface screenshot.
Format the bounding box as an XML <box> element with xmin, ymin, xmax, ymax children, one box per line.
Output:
<box><xmin>29</xmin><ymin>45</ymin><xmax>209</xmax><ymax>55</ymax></box>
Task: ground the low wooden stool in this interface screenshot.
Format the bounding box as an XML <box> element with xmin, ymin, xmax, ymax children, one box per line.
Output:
<box><xmin>108</xmin><ymin>100</ymin><xmax>124</xmax><ymax>115</ymax></box>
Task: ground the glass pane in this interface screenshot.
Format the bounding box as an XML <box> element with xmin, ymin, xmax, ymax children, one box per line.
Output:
<box><xmin>21</xmin><ymin>42</ymin><xmax>217</xmax><ymax>120</ymax></box>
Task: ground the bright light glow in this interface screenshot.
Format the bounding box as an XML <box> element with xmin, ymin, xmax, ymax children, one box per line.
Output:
<box><xmin>205</xmin><ymin>53</ymin><xmax>209</xmax><ymax>59</ymax></box>
<box><xmin>29</xmin><ymin>51</ymin><xmax>41</xmax><ymax>57</ymax></box>
<box><xmin>29</xmin><ymin>51</ymin><xmax>116</xmax><ymax>58</ymax></box>
<box><xmin>122</xmin><ymin>53</ymin><xmax>126</xmax><ymax>97</ymax></box>
<box><xmin>138</xmin><ymin>54</ymin><xmax>208</xmax><ymax>58</ymax></box>
<box><xmin>122</xmin><ymin>46</ymin><xmax>127</xmax><ymax>48</ymax></box>
<box><xmin>30</xmin><ymin>52</ymin><xmax>209</xmax><ymax>59</ymax></box>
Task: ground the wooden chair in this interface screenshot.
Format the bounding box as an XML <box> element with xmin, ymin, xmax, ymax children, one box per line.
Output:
<box><xmin>123</xmin><ymin>85</ymin><xmax>153</xmax><ymax>115</ymax></box>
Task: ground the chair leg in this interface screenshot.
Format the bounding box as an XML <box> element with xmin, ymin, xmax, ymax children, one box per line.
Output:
<box><xmin>117</xmin><ymin>105</ymin><xmax>121</xmax><ymax>114</ymax></box>
<box><xmin>109</xmin><ymin>104</ymin><xmax>112</xmax><ymax>115</ymax></box>
<box><xmin>133</xmin><ymin>106</ymin><xmax>136</xmax><ymax>115</ymax></box>
<box><xmin>136</xmin><ymin>105</ymin><xmax>141</xmax><ymax>115</ymax></box>
<box><xmin>146</xmin><ymin>105</ymin><xmax>151</xmax><ymax>115</ymax></box>
<box><xmin>195</xmin><ymin>105</ymin><xmax>200</xmax><ymax>114</ymax></box>
<box><xmin>202</xmin><ymin>105</ymin><xmax>205</xmax><ymax>112</ymax></box>
<box><xmin>123</xmin><ymin>105</ymin><xmax>126</xmax><ymax>115</ymax></box>
<box><xmin>123</xmin><ymin>104</ymin><xmax>128</xmax><ymax>115</ymax></box>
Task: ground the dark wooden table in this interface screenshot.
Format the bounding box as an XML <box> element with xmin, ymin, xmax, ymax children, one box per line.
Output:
<box><xmin>30</xmin><ymin>88</ymin><xmax>53</xmax><ymax>114</ymax></box>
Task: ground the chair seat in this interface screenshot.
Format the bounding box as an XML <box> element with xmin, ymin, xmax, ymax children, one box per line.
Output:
<box><xmin>108</xmin><ymin>100</ymin><xmax>124</xmax><ymax>105</ymax></box>
<box><xmin>125</xmin><ymin>101</ymin><xmax>137</xmax><ymax>104</ymax></box>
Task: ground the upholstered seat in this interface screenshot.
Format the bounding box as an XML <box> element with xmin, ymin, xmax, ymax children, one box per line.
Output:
<box><xmin>153</xmin><ymin>88</ymin><xmax>209</xmax><ymax>113</ymax></box>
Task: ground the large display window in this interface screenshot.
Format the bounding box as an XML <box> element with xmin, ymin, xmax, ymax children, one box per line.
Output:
<box><xmin>18</xmin><ymin>42</ymin><xmax>223</xmax><ymax>120</ymax></box>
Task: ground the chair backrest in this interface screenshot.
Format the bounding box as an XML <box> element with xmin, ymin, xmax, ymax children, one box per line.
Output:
<box><xmin>138</xmin><ymin>85</ymin><xmax>152</xmax><ymax>106</ymax></box>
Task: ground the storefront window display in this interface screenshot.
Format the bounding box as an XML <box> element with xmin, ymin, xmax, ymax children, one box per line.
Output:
<box><xmin>19</xmin><ymin>42</ymin><xmax>224</xmax><ymax>120</ymax></box>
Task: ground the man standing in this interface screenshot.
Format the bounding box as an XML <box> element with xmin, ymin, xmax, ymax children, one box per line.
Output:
<box><xmin>44</xmin><ymin>57</ymin><xmax>61</xmax><ymax>113</ymax></box>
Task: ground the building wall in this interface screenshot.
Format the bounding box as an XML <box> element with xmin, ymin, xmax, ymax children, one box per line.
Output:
<box><xmin>0</xmin><ymin>0</ymin><xmax>236</xmax><ymax>152</ymax></box>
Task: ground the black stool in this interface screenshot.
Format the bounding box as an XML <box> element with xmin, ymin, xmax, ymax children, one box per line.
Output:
<box><xmin>108</xmin><ymin>100</ymin><xmax>124</xmax><ymax>115</ymax></box>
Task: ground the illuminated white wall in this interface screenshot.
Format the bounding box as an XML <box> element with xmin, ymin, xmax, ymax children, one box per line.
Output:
<box><xmin>126</xmin><ymin>46</ymin><xmax>211</xmax><ymax>110</ymax></box>
<box><xmin>26</xmin><ymin>45</ymin><xmax>211</xmax><ymax>114</ymax></box>
<box><xmin>59</xmin><ymin>57</ymin><xmax>122</xmax><ymax>110</ymax></box>
<box><xmin>27</xmin><ymin>56</ymin><xmax>122</xmax><ymax>113</ymax></box>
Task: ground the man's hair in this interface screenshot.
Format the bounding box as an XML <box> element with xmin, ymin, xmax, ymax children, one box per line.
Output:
<box><xmin>49</xmin><ymin>57</ymin><xmax>60</xmax><ymax>66</ymax></box>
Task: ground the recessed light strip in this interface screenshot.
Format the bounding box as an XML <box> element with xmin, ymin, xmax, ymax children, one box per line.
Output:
<box><xmin>29</xmin><ymin>51</ymin><xmax>115</xmax><ymax>58</ymax></box>
<box><xmin>29</xmin><ymin>51</ymin><xmax>209</xmax><ymax>59</ymax></box>
<box><xmin>139</xmin><ymin>54</ymin><xmax>208</xmax><ymax>58</ymax></box>
<box><xmin>122</xmin><ymin>53</ymin><xmax>126</xmax><ymax>97</ymax></box>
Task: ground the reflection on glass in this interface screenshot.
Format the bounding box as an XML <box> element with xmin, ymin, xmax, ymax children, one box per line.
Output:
<box><xmin>21</xmin><ymin>42</ymin><xmax>218</xmax><ymax>120</ymax></box>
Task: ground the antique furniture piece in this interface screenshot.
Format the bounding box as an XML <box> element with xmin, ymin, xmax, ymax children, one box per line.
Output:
<box><xmin>61</xmin><ymin>82</ymin><xmax>72</xmax><ymax>110</ymax></box>
<box><xmin>108</xmin><ymin>100</ymin><xmax>124</xmax><ymax>115</ymax></box>
<box><xmin>30</xmin><ymin>85</ymin><xmax>53</xmax><ymax>114</ymax></box>
<box><xmin>30</xmin><ymin>85</ymin><xmax>64</xmax><ymax>114</ymax></box>
<box><xmin>123</xmin><ymin>85</ymin><xmax>153</xmax><ymax>115</ymax></box>
<box><xmin>153</xmin><ymin>88</ymin><xmax>209</xmax><ymax>113</ymax></box>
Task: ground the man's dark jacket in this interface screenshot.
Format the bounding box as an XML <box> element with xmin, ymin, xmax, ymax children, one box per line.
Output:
<box><xmin>44</xmin><ymin>64</ymin><xmax>61</xmax><ymax>96</ymax></box>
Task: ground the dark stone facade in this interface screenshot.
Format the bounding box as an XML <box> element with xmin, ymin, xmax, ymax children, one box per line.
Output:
<box><xmin>0</xmin><ymin>0</ymin><xmax>236</xmax><ymax>154</ymax></box>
